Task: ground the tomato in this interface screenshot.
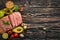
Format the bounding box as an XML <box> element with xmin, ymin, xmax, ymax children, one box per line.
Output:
<box><xmin>14</xmin><ymin>33</ymin><xmax>19</xmax><ymax>37</ymax></box>
<box><xmin>8</xmin><ymin>30</ymin><xmax>12</xmax><ymax>34</ymax></box>
<box><xmin>10</xmin><ymin>34</ymin><xmax>14</xmax><ymax>38</ymax></box>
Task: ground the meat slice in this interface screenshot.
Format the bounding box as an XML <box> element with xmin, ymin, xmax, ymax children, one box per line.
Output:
<box><xmin>12</xmin><ymin>13</ymin><xmax>18</xmax><ymax>28</ymax></box>
<box><xmin>9</xmin><ymin>13</ymin><xmax>18</xmax><ymax>28</ymax></box>
<box><xmin>0</xmin><ymin>27</ymin><xmax>5</xmax><ymax>34</ymax></box>
<box><xmin>14</xmin><ymin>12</ymin><xmax>22</xmax><ymax>26</ymax></box>
<box><xmin>0</xmin><ymin>12</ymin><xmax>22</xmax><ymax>34</ymax></box>
<box><xmin>9</xmin><ymin>12</ymin><xmax>22</xmax><ymax>28</ymax></box>
<box><xmin>0</xmin><ymin>16</ymin><xmax>12</xmax><ymax>31</ymax></box>
<box><xmin>0</xmin><ymin>19</ymin><xmax>5</xmax><ymax>34</ymax></box>
<box><xmin>9</xmin><ymin>14</ymin><xmax>16</xmax><ymax>27</ymax></box>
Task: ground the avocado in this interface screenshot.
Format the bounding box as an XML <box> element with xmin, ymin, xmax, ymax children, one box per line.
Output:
<box><xmin>12</xmin><ymin>26</ymin><xmax>24</xmax><ymax>33</ymax></box>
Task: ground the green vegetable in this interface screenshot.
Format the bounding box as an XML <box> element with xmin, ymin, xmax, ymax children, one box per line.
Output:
<box><xmin>9</xmin><ymin>9</ymin><xmax>13</xmax><ymax>13</ymax></box>
<box><xmin>6</xmin><ymin>21</ymin><xmax>10</xmax><ymax>25</ymax></box>
<box><xmin>0</xmin><ymin>11</ymin><xmax>4</xmax><ymax>18</ymax></box>
<box><xmin>12</xmin><ymin>5</ymin><xmax>18</xmax><ymax>11</ymax></box>
<box><xmin>2</xmin><ymin>20</ymin><xmax>10</xmax><ymax>25</ymax></box>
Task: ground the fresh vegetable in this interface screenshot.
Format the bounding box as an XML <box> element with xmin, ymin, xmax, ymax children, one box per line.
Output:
<box><xmin>3</xmin><ymin>8</ymin><xmax>8</xmax><ymax>11</ymax></box>
<box><xmin>9</xmin><ymin>9</ymin><xmax>13</xmax><ymax>13</ymax></box>
<box><xmin>0</xmin><ymin>11</ymin><xmax>4</xmax><ymax>18</ymax></box>
<box><xmin>2</xmin><ymin>8</ymin><xmax>9</xmax><ymax>14</ymax></box>
<box><xmin>10</xmin><ymin>34</ymin><xmax>14</xmax><ymax>38</ymax></box>
<box><xmin>2</xmin><ymin>33</ymin><xmax>8</xmax><ymax>39</ymax></box>
<box><xmin>12</xmin><ymin>5</ymin><xmax>18</xmax><ymax>11</ymax></box>
<box><xmin>14</xmin><ymin>33</ymin><xmax>19</xmax><ymax>37</ymax></box>
<box><xmin>2</xmin><ymin>8</ymin><xmax>8</xmax><ymax>13</ymax></box>
<box><xmin>7</xmin><ymin>30</ymin><xmax>12</xmax><ymax>34</ymax></box>
<box><xmin>12</xmin><ymin>26</ymin><xmax>24</xmax><ymax>33</ymax></box>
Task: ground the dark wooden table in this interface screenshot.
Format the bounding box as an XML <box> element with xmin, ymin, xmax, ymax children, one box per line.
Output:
<box><xmin>0</xmin><ymin>0</ymin><xmax>60</xmax><ymax>40</ymax></box>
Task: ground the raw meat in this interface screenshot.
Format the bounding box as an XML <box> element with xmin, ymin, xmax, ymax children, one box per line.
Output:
<box><xmin>13</xmin><ymin>12</ymin><xmax>22</xmax><ymax>26</ymax></box>
<box><xmin>0</xmin><ymin>12</ymin><xmax>22</xmax><ymax>33</ymax></box>
<box><xmin>9</xmin><ymin>12</ymin><xmax>22</xmax><ymax>28</ymax></box>
<box><xmin>0</xmin><ymin>16</ymin><xmax>12</xmax><ymax>31</ymax></box>
<box><xmin>9</xmin><ymin>14</ymin><xmax>16</xmax><ymax>27</ymax></box>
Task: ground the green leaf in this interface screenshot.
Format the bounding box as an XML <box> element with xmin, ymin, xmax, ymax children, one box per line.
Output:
<box><xmin>14</xmin><ymin>5</ymin><xmax>18</xmax><ymax>11</ymax></box>
<box><xmin>6</xmin><ymin>21</ymin><xmax>10</xmax><ymax>25</ymax></box>
<box><xmin>2</xmin><ymin>20</ymin><xmax>10</xmax><ymax>25</ymax></box>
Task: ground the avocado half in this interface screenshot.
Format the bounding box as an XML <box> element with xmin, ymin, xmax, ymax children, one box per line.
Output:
<box><xmin>12</xmin><ymin>26</ymin><xmax>24</xmax><ymax>33</ymax></box>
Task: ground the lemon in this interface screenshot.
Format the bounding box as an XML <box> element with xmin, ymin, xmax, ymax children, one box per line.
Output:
<box><xmin>0</xmin><ymin>11</ymin><xmax>4</xmax><ymax>18</ymax></box>
<box><xmin>2</xmin><ymin>33</ymin><xmax>8</xmax><ymax>39</ymax></box>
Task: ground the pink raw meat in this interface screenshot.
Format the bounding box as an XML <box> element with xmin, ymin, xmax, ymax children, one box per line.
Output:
<box><xmin>0</xmin><ymin>16</ymin><xmax>12</xmax><ymax>31</ymax></box>
<box><xmin>14</xmin><ymin>12</ymin><xmax>22</xmax><ymax>26</ymax></box>
<box><xmin>9</xmin><ymin>12</ymin><xmax>22</xmax><ymax>28</ymax></box>
<box><xmin>0</xmin><ymin>12</ymin><xmax>22</xmax><ymax>33</ymax></box>
<box><xmin>12</xmin><ymin>13</ymin><xmax>18</xmax><ymax>28</ymax></box>
<box><xmin>9</xmin><ymin>14</ymin><xmax>16</xmax><ymax>27</ymax></box>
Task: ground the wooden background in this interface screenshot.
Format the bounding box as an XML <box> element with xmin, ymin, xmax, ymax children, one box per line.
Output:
<box><xmin>0</xmin><ymin>0</ymin><xmax>60</xmax><ymax>40</ymax></box>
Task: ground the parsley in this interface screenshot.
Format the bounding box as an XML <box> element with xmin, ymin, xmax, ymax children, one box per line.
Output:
<box><xmin>2</xmin><ymin>20</ymin><xmax>10</xmax><ymax>25</ymax></box>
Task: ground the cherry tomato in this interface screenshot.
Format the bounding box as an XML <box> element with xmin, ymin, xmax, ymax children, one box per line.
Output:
<box><xmin>10</xmin><ymin>34</ymin><xmax>14</xmax><ymax>38</ymax></box>
<box><xmin>8</xmin><ymin>30</ymin><xmax>12</xmax><ymax>35</ymax></box>
<box><xmin>14</xmin><ymin>33</ymin><xmax>19</xmax><ymax>37</ymax></box>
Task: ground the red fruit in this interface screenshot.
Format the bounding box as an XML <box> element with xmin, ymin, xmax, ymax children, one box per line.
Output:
<box><xmin>14</xmin><ymin>33</ymin><xmax>19</xmax><ymax>37</ymax></box>
<box><xmin>8</xmin><ymin>30</ymin><xmax>12</xmax><ymax>34</ymax></box>
<box><xmin>10</xmin><ymin>34</ymin><xmax>14</xmax><ymax>38</ymax></box>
